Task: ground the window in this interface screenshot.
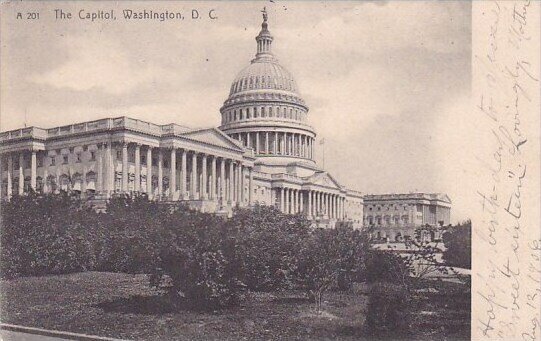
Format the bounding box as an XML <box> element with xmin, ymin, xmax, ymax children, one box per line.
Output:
<box><xmin>116</xmin><ymin>150</ymin><xmax>122</xmax><ymax>160</ymax></box>
<box><xmin>63</xmin><ymin>155</ymin><xmax>69</xmax><ymax>164</ymax></box>
<box><xmin>51</xmin><ymin>157</ymin><xmax>56</xmax><ymax>166</ymax></box>
<box><xmin>76</xmin><ymin>153</ymin><xmax>82</xmax><ymax>163</ymax></box>
<box><xmin>90</xmin><ymin>151</ymin><xmax>96</xmax><ymax>161</ymax></box>
<box><xmin>152</xmin><ymin>157</ymin><xmax>158</xmax><ymax>167</ymax></box>
<box><xmin>37</xmin><ymin>157</ymin><xmax>43</xmax><ymax>167</ymax></box>
<box><xmin>141</xmin><ymin>154</ymin><xmax>147</xmax><ymax>165</ymax></box>
<box><xmin>164</xmin><ymin>160</ymin><xmax>169</xmax><ymax>168</ymax></box>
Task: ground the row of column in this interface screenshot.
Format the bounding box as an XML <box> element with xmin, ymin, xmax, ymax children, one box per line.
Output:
<box><xmin>278</xmin><ymin>187</ymin><xmax>346</xmax><ymax>220</ymax></box>
<box><xmin>231</xmin><ymin>131</ymin><xmax>313</xmax><ymax>159</ymax></box>
<box><xmin>0</xmin><ymin>151</ymin><xmax>37</xmax><ymax>197</ymax></box>
<box><xmin>100</xmin><ymin>143</ymin><xmax>254</xmax><ymax>205</ymax></box>
<box><xmin>0</xmin><ymin>144</ymin><xmax>254</xmax><ymax>206</ymax></box>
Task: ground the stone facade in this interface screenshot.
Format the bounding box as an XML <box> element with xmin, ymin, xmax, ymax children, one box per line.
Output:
<box><xmin>0</xmin><ymin>11</ymin><xmax>364</xmax><ymax>227</ymax></box>
<box><xmin>363</xmin><ymin>193</ymin><xmax>452</xmax><ymax>242</ymax></box>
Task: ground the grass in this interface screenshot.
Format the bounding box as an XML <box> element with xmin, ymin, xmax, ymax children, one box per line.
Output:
<box><xmin>0</xmin><ymin>272</ymin><xmax>470</xmax><ymax>340</ymax></box>
<box><xmin>0</xmin><ymin>272</ymin><xmax>369</xmax><ymax>340</ymax></box>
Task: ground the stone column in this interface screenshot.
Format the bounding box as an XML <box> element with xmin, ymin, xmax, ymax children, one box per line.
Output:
<box><xmin>135</xmin><ymin>144</ymin><xmax>141</xmax><ymax>192</ymax></box>
<box><xmin>235</xmin><ymin>164</ymin><xmax>240</xmax><ymax>204</ymax></box>
<box><xmin>201</xmin><ymin>154</ymin><xmax>207</xmax><ymax>200</ymax></box>
<box><xmin>96</xmin><ymin>144</ymin><xmax>103</xmax><ymax>192</ymax></box>
<box><xmin>81</xmin><ymin>164</ymin><xmax>87</xmax><ymax>194</ymax></box>
<box><xmin>42</xmin><ymin>161</ymin><xmax>48</xmax><ymax>193</ymax></box>
<box><xmin>146</xmin><ymin>147</ymin><xmax>153</xmax><ymax>195</ymax></box>
<box><xmin>307</xmin><ymin>191</ymin><xmax>312</xmax><ymax>217</ymax></box>
<box><xmin>265</xmin><ymin>132</ymin><xmax>269</xmax><ymax>154</ymax></box>
<box><xmin>290</xmin><ymin>189</ymin><xmax>295</xmax><ymax>214</ymax></box>
<box><xmin>220</xmin><ymin>158</ymin><xmax>226</xmax><ymax>203</ymax></box>
<box><xmin>18</xmin><ymin>153</ymin><xmax>24</xmax><ymax>194</ymax></box>
<box><xmin>248</xmin><ymin>167</ymin><xmax>253</xmax><ymax>205</ymax></box>
<box><xmin>239</xmin><ymin>163</ymin><xmax>246</xmax><ymax>206</ymax></box>
<box><xmin>237</xmin><ymin>163</ymin><xmax>242</xmax><ymax>205</ymax></box>
<box><xmin>228</xmin><ymin>160</ymin><xmax>234</xmax><ymax>203</ymax></box>
<box><xmin>327</xmin><ymin>194</ymin><xmax>332</xmax><ymax>219</ymax></box>
<box><xmin>170</xmin><ymin>148</ymin><xmax>176</xmax><ymax>200</ymax></box>
<box><xmin>318</xmin><ymin>192</ymin><xmax>323</xmax><ymax>215</ymax></box>
<box><xmin>30</xmin><ymin>151</ymin><xmax>37</xmax><ymax>190</ymax></box>
<box><xmin>7</xmin><ymin>154</ymin><xmax>12</xmax><ymax>198</ymax></box>
<box><xmin>333</xmin><ymin>195</ymin><xmax>337</xmax><ymax>219</ymax></box>
<box><xmin>122</xmin><ymin>143</ymin><xmax>128</xmax><ymax>192</ymax></box>
<box><xmin>211</xmin><ymin>156</ymin><xmax>217</xmax><ymax>200</ymax></box>
<box><xmin>106</xmin><ymin>142</ymin><xmax>114</xmax><ymax>195</ymax></box>
<box><xmin>255</xmin><ymin>132</ymin><xmax>260</xmax><ymax>154</ymax></box>
<box><xmin>191</xmin><ymin>152</ymin><xmax>197</xmax><ymax>199</ymax></box>
<box><xmin>181</xmin><ymin>149</ymin><xmax>187</xmax><ymax>199</ymax></box>
<box><xmin>157</xmin><ymin>149</ymin><xmax>163</xmax><ymax>198</ymax></box>
<box><xmin>247</xmin><ymin>133</ymin><xmax>251</xmax><ymax>149</ymax></box>
<box><xmin>274</xmin><ymin>132</ymin><xmax>278</xmax><ymax>155</ymax></box>
<box><xmin>280</xmin><ymin>187</ymin><xmax>285</xmax><ymax>212</ymax></box>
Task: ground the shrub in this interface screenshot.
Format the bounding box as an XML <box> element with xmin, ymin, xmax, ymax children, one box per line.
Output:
<box><xmin>229</xmin><ymin>205</ymin><xmax>311</xmax><ymax>292</ymax></box>
<box><xmin>363</xmin><ymin>282</ymin><xmax>411</xmax><ymax>337</ymax></box>
<box><xmin>364</xmin><ymin>250</ymin><xmax>410</xmax><ymax>287</ymax></box>
<box><xmin>442</xmin><ymin>220</ymin><xmax>471</xmax><ymax>269</ymax></box>
<box><xmin>149</xmin><ymin>205</ymin><xmax>245</xmax><ymax>308</ymax></box>
<box><xmin>0</xmin><ymin>191</ymin><xmax>102</xmax><ymax>278</ymax></box>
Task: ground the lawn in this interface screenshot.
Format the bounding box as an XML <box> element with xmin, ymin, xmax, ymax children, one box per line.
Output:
<box><xmin>0</xmin><ymin>272</ymin><xmax>370</xmax><ymax>340</ymax></box>
<box><xmin>0</xmin><ymin>272</ymin><xmax>470</xmax><ymax>340</ymax></box>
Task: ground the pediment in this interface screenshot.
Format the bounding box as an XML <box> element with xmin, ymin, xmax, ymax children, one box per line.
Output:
<box><xmin>180</xmin><ymin>128</ymin><xmax>243</xmax><ymax>151</ymax></box>
<box><xmin>307</xmin><ymin>172</ymin><xmax>342</xmax><ymax>190</ymax></box>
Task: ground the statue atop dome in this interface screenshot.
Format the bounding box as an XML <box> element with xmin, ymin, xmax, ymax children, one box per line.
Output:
<box><xmin>262</xmin><ymin>7</ymin><xmax>268</xmax><ymax>22</ymax></box>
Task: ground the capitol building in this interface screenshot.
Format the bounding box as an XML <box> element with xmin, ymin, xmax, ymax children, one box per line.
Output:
<box><xmin>0</xmin><ymin>12</ymin><xmax>365</xmax><ymax>228</ymax></box>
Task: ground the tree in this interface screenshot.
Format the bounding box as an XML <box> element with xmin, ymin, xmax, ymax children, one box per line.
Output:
<box><xmin>295</xmin><ymin>226</ymin><xmax>369</xmax><ymax>313</ymax></box>
<box><xmin>442</xmin><ymin>220</ymin><xmax>471</xmax><ymax>269</ymax></box>
<box><xmin>229</xmin><ymin>205</ymin><xmax>311</xmax><ymax>292</ymax></box>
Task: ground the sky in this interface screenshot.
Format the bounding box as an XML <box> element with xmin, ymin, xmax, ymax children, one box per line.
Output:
<box><xmin>0</xmin><ymin>1</ymin><xmax>472</xmax><ymax>222</ymax></box>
